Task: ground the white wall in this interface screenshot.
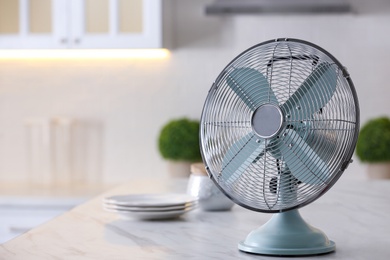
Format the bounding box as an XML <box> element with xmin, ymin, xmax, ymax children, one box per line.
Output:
<box><xmin>0</xmin><ymin>0</ymin><xmax>389</xmax><ymax>184</ymax></box>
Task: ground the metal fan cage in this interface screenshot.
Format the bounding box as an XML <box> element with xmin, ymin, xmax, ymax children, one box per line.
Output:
<box><xmin>200</xmin><ymin>38</ymin><xmax>359</xmax><ymax>213</ymax></box>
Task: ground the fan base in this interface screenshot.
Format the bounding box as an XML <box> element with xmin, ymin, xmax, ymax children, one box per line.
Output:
<box><xmin>238</xmin><ymin>209</ymin><xmax>335</xmax><ymax>256</ymax></box>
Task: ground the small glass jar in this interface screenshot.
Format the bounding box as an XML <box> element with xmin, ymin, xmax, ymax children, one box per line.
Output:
<box><xmin>187</xmin><ymin>163</ymin><xmax>234</xmax><ymax>211</ymax></box>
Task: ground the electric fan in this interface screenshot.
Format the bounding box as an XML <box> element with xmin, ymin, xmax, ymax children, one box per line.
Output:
<box><xmin>200</xmin><ymin>38</ymin><xmax>359</xmax><ymax>256</ymax></box>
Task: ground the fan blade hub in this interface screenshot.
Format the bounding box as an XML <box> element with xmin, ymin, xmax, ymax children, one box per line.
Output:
<box><xmin>252</xmin><ymin>104</ymin><xmax>284</xmax><ymax>139</ymax></box>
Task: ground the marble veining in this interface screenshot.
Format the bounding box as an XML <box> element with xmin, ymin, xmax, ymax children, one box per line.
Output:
<box><xmin>1</xmin><ymin>178</ymin><xmax>390</xmax><ymax>259</ymax></box>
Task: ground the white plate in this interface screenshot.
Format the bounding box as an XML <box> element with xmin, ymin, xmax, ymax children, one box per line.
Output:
<box><xmin>104</xmin><ymin>207</ymin><xmax>195</xmax><ymax>220</ymax></box>
<box><xmin>103</xmin><ymin>202</ymin><xmax>197</xmax><ymax>212</ymax></box>
<box><xmin>103</xmin><ymin>193</ymin><xmax>197</xmax><ymax>207</ymax></box>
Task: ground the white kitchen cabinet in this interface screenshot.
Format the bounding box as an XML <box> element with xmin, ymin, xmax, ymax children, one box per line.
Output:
<box><xmin>0</xmin><ymin>0</ymin><xmax>162</xmax><ymax>49</ymax></box>
<box><xmin>0</xmin><ymin>0</ymin><xmax>66</xmax><ymax>48</ymax></box>
<box><xmin>70</xmin><ymin>0</ymin><xmax>162</xmax><ymax>48</ymax></box>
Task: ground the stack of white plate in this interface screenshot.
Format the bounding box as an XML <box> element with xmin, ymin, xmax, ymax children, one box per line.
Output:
<box><xmin>103</xmin><ymin>193</ymin><xmax>197</xmax><ymax>220</ymax></box>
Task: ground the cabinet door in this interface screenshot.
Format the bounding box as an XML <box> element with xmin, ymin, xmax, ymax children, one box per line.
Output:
<box><xmin>0</xmin><ymin>0</ymin><xmax>67</xmax><ymax>48</ymax></box>
<box><xmin>70</xmin><ymin>0</ymin><xmax>162</xmax><ymax>49</ymax></box>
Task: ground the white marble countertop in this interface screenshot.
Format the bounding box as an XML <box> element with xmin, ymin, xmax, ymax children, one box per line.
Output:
<box><xmin>1</xmin><ymin>177</ymin><xmax>390</xmax><ymax>260</ymax></box>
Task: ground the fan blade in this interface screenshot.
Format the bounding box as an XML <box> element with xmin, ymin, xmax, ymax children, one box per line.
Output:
<box><xmin>278</xmin><ymin>129</ymin><xmax>329</xmax><ymax>185</ymax></box>
<box><xmin>281</xmin><ymin>62</ymin><xmax>337</xmax><ymax>120</ymax></box>
<box><xmin>226</xmin><ymin>68</ymin><xmax>277</xmax><ymax>110</ymax></box>
<box><xmin>222</xmin><ymin>133</ymin><xmax>265</xmax><ymax>184</ymax></box>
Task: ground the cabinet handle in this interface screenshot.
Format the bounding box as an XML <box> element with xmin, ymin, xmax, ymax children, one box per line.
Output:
<box><xmin>60</xmin><ymin>38</ymin><xmax>67</xmax><ymax>44</ymax></box>
<box><xmin>74</xmin><ymin>38</ymin><xmax>81</xmax><ymax>44</ymax></box>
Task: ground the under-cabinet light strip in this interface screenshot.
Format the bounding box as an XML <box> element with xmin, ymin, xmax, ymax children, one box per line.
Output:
<box><xmin>0</xmin><ymin>49</ymin><xmax>170</xmax><ymax>60</ymax></box>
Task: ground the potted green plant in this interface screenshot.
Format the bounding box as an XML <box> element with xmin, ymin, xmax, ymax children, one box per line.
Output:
<box><xmin>158</xmin><ymin>118</ymin><xmax>202</xmax><ymax>177</ymax></box>
<box><xmin>356</xmin><ymin>117</ymin><xmax>390</xmax><ymax>179</ymax></box>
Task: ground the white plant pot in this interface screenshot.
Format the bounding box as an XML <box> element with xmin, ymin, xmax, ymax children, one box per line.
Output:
<box><xmin>167</xmin><ymin>161</ymin><xmax>191</xmax><ymax>178</ymax></box>
<box><xmin>367</xmin><ymin>162</ymin><xmax>390</xmax><ymax>179</ymax></box>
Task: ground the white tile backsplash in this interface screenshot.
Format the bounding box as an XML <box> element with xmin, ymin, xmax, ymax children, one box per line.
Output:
<box><xmin>0</xmin><ymin>0</ymin><xmax>389</xmax><ymax>184</ymax></box>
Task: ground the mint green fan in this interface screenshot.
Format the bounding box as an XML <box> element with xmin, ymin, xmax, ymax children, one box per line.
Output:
<box><xmin>200</xmin><ymin>38</ymin><xmax>359</xmax><ymax>256</ymax></box>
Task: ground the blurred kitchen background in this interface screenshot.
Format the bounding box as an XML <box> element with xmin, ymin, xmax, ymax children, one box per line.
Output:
<box><xmin>0</xmin><ymin>0</ymin><xmax>389</xmax><ymax>242</ymax></box>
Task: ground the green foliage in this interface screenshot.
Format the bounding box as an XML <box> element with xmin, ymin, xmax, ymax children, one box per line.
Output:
<box><xmin>158</xmin><ymin>118</ymin><xmax>202</xmax><ymax>162</ymax></box>
<box><xmin>356</xmin><ymin>117</ymin><xmax>390</xmax><ymax>162</ymax></box>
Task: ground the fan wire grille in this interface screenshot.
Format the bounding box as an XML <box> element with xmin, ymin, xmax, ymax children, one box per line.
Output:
<box><xmin>200</xmin><ymin>39</ymin><xmax>359</xmax><ymax>212</ymax></box>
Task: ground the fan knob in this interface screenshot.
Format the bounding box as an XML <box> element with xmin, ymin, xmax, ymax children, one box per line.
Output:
<box><xmin>251</xmin><ymin>104</ymin><xmax>283</xmax><ymax>139</ymax></box>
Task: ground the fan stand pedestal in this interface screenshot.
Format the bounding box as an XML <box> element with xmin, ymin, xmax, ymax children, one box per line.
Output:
<box><xmin>238</xmin><ymin>209</ymin><xmax>335</xmax><ymax>256</ymax></box>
